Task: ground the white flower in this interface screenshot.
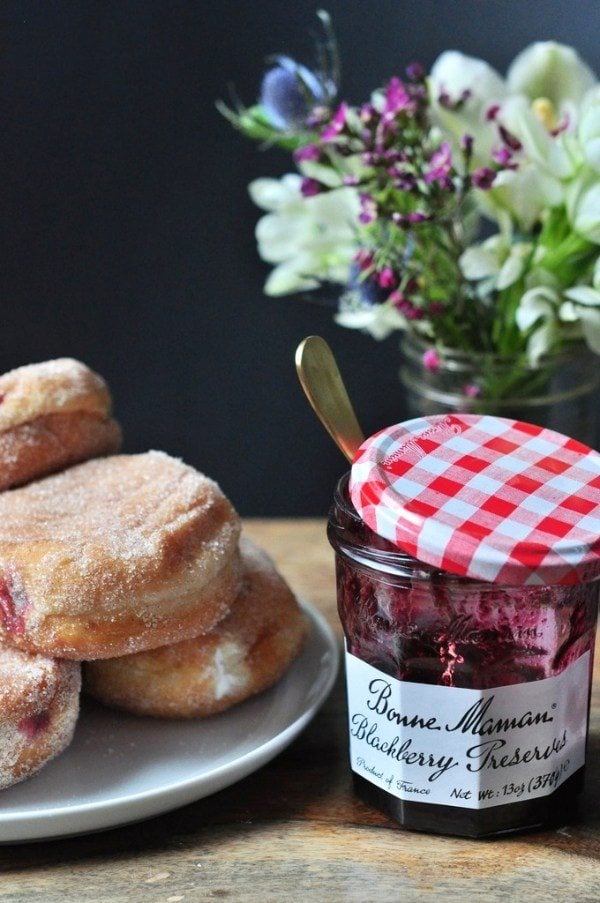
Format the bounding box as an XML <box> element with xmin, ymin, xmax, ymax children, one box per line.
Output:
<box><xmin>429</xmin><ymin>42</ymin><xmax>598</xmax><ymax>233</ymax></box>
<box><xmin>429</xmin><ymin>51</ymin><xmax>507</xmax><ymax>160</ymax></box>
<box><xmin>334</xmin><ymin>299</ymin><xmax>407</xmax><ymax>341</ymax></box>
<box><xmin>578</xmin><ymin>86</ymin><xmax>600</xmax><ymax>172</ymax></box>
<box><xmin>460</xmin><ymin>232</ymin><xmax>532</xmax><ymax>290</ymax></box>
<box><xmin>561</xmin><ymin>258</ymin><xmax>600</xmax><ymax>352</ymax></box>
<box><xmin>506</xmin><ymin>42</ymin><xmax>596</xmax><ymax>122</ymax></box>
<box><xmin>430</xmin><ymin>41</ymin><xmax>594</xmax><ymax>150</ymax></box>
<box><xmin>499</xmin><ymin>95</ymin><xmax>575</xmax><ymax>179</ymax></box>
<box><xmin>566</xmin><ymin>170</ymin><xmax>600</xmax><ymax>244</ymax></box>
<box><xmin>248</xmin><ymin>174</ymin><xmax>359</xmax><ymax>295</ymax></box>
<box><xmin>478</xmin><ymin>93</ymin><xmax>569</xmax><ymax>229</ymax></box>
<box><xmin>515</xmin><ymin>257</ymin><xmax>600</xmax><ymax>361</ymax></box>
<box><xmin>485</xmin><ymin>163</ymin><xmax>564</xmax><ymax>232</ymax></box>
<box><xmin>515</xmin><ymin>283</ymin><xmax>561</xmax><ymax>363</ymax></box>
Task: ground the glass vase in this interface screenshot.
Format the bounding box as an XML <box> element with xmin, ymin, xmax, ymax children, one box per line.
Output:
<box><xmin>399</xmin><ymin>334</ymin><xmax>600</xmax><ymax>448</ymax></box>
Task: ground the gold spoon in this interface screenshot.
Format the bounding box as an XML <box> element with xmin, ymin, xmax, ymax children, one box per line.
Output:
<box><xmin>295</xmin><ymin>335</ymin><xmax>365</xmax><ymax>462</ymax></box>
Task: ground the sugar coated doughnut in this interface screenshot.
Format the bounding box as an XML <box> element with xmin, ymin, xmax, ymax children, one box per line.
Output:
<box><xmin>0</xmin><ymin>452</ymin><xmax>242</xmax><ymax>659</ymax></box>
<box><xmin>84</xmin><ymin>538</ymin><xmax>309</xmax><ymax>718</ymax></box>
<box><xmin>0</xmin><ymin>645</ymin><xmax>80</xmax><ymax>789</ymax></box>
<box><xmin>0</xmin><ymin>358</ymin><xmax>122</xmax><ymax>491</ymax></box>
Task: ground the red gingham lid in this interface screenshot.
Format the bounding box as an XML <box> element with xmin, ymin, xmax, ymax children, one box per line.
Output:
<box><xmin>349</xmin><ymin>414</ymin><xmax>600</xmax><ymax>586</ymax></box>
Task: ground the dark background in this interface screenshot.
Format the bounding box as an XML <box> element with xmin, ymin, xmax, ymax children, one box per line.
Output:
<box><xmin>3</xmin><ymin>1</ymin><xmax>599</xmax><ymax>515</ymax></box>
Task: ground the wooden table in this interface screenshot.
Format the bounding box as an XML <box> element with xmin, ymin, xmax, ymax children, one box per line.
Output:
<box><xmin>1</xmin><ymin>519</ymin><xmax>599</xmax><ymax>902</ymax></box>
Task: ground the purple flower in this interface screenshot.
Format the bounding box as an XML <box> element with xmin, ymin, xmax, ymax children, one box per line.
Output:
<box><xmin>388</xmin><ymin>167</ymin><xmax>415</xmax><ymax>191</ymax></box>
<box><xmin>362</xmin><ymin>151</ymin><xmax>379</xmax><ymax>166</ymax></box>
<box><xmin>437</xmin><ymin>89</ymin><xmax>452</xmax><ymax>109</ymax></box>
<box><xmin>348</xmin><ymin>264</ymin><xmax>387</xmax><ymax>306</ymax></box>
<box><xmin>260</xmin><ymin>56</ymin><xmax>327</xmax><ymax>129</ymax></box>
<box><xmin>408</xmin><ymin>211</ymin><xmax>429</xmax><ymax>223</ymax></box>
<box><xmin>460</xmin><ymin>134</ymin><xmax>474</xmax><ymax>157</ymax></box>
<box><xmin>358</xmin><ymin>193</ymin><xmax>378</xmax><ymax>224</ymax></box>
<box><xmin>437</xmin><ymin>87</ymin><xmax>471</xmax><ymax>110</ymax></box>
<box><xmin>492</xmin><ymin>147</ymin><xmax>512</xmax><ymax>166</ymax></box>
<box><xmin>378</xmin><ymin>267</ymin><xmax>397</xmax><ymax>289</ymax></box>
<box><xmin>422</xmin><ymin>348</ymin><xmax>441</xmax><ymax>372</ymax></box>
<box><xmin>300</xmin><ymin>177</ymin><xmax>322</xmax><ymax>197</ymax></box>
<box><xmin>498</xmin><ymin>124</ymin><xmax>522</xmax><ymax>152</ymax></box>
<box><xmin>355</xmin><ymin>249</ymin><xmax>374</xmax><ymax>271</ymax></box>
<box><xmin>360</xmin><ymin>102</ymin><xmax>377</xmax><ymax>122</ymax></box>
<box><xmin>486</xmin><ymin>104</ymin><xmax>501</xmax><ymax>122</ymax></box>
<box><xmin>390</xmin><ymin>291</ymin><xmax>424</xmax><ymax>320</ymax></box>
<box><xmin>391</xmin><ymin>212</ymin><xmax>408</xmax><ymax>228</ymax></box>
<box><xmin>294</xmin><ymin>144</ymin><xmax>322</xmax><ymax>163</ymax></box>
<box><xmin>463</xmin><ymin>383</ymin><xmax>481</xmax><ymax>398</ymax></box>
<box><xmin>425</xmin><ymin>142</ymin><xmax>454</xmax><ymax>187</ymax></box>
<box><xmin>471</xmin><ymin>167</ymin><xmax>496</xmax><ymax>189</ymax></box>
<box><xmin>406</xmin><ymin>62</ymin><xmax>425</xmax><ymax>82</ymax></box>
<box><xmin>321</xmin><ymin>102</ymin><xmax>349</xmax><ymax>141</ymax></box>
<box><xmin>383</xmin><ymin>77</ymin><xmax>412</xmax><ymax>118</ymax></box>
<box><xmin>389</xmin><ymin>290</ymin><xmax>406</xmax><ymax>308</ymax></box>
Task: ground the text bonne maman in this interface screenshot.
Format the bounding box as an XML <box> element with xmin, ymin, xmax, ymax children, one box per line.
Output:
<box><xmin>350</xmin><ymin>676</ymin><xmax>567</xmax><ymax>783</ymax></box>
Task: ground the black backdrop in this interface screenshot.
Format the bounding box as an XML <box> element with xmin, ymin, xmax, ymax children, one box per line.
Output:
<box><xmin>4</xmin><ymin>1</ymin><xmax>599</xmax><ymax>514</ymax></box>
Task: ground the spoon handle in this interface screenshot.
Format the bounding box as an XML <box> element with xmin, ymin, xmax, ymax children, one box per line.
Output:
<box><xmin>295</xmin><ymin>335</ymin><xmax>365</xmax><ymax>463</ymax></box>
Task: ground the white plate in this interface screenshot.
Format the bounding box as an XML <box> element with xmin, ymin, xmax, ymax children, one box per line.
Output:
<box><xmin>0</xmin><ymin>601</ymin><xmax>339</xmax><ymax>843</ymax></box>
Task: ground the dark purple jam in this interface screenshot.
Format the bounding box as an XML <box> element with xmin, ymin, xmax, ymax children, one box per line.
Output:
<box><xmin>328</xmin><ymin>474</ymin><xmax>598</xmax><ymax>838</ymax></box>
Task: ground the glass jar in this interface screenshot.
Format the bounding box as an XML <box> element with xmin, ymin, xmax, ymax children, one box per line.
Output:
<box><xmin>399</xmin><ymin>334</ymin><xmax>600</xmax><ymax>447</ymax></box>
<box><xmin>328</xmin><ymin>474</ymin><xmax>599</xmax><ymax>838</ymax></box>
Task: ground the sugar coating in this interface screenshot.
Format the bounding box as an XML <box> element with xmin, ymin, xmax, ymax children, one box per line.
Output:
<box><xmin>0</xmin><ymin>645</ymin><xmax>59</xmax><ymax>714</ymax></box>
<box><xmin>0</xmin><ymin>423</ymin><xmax>47</xmax><ymax>466</ymax></box>
<box><xmin>0</xmin><ymin>359</ymin><xmax>112</xmax><ymax>431</ymax></box>
<box><xmin>0</xmin><ymin>645</ymin><xmax>81</xmax><ymax>789</ymax></box>
<box><xmin>0</xmin><ymin>451</ymin><xmax>241</xmax><ymax>658</ymax></box>
<box><xmin>0</xmin><ymin>412</ymin><xmax>122</xmax><ymax>493</ymax></box>
<box><xmin>0</xmin><ymin>358</ymin><xmax>121</xmax><ymax>494</ymax></box>
<box><xmin>84</xmin><ymin>537</ymin><xmax>309</xmax><ymax>717</ymax></box>
<box><xmin>212</xmin><ymin>641</ymin><xmax>252</xmax><ymax>700</ymax></box>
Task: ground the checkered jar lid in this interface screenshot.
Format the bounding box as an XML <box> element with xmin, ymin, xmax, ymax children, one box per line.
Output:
<box><xmin>349</xmin><ymin>414</ymin><xmax>600</xmax><ymax>586</ymax></box>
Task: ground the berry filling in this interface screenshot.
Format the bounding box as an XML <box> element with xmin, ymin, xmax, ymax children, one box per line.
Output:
<box><xmin>17</xmin><ymin>710</ymin><xmax>51</xmax><ymax>742</ymax></box>
<box><xmin>0</xmin><ymin>570</ymin><xmax>29</xmax><ymax>635</ymax></box>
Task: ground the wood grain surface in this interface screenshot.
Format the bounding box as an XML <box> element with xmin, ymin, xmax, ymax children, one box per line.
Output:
<box><xmin>0</xmin><ymin>519</ymin><xmax>599</xmax><ymax>902</ymax></box>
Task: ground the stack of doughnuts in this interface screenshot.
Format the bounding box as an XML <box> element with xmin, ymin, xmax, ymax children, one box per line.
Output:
<box><xmin>0</xmin><ymin>359</ymin><xmax>307</xmax><ymax>789</ymax></box>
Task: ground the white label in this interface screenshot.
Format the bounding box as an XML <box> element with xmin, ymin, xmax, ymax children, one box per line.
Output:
<box><xmin>345</xmin><ymin>649</ymin><xmax>590</xmax><ymax>809</ymax></box>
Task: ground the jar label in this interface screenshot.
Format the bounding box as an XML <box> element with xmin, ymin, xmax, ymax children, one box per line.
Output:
<box><xmin>345</xmin><ymin>649</ymin><xmax>590</xmax><ymax>809</ymax></box>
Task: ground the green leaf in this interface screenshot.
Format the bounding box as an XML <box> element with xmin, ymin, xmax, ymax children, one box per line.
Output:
<box><xmin>216</xmin><ymin>102</ymin><xmax>314</xmax><ymax>151</ymax></box>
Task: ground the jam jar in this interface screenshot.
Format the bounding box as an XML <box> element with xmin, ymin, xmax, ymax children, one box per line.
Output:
<box><xmin>328</xmin><ymin>414</ymin><xmax>600</xmax><ymax>838</ymax></box>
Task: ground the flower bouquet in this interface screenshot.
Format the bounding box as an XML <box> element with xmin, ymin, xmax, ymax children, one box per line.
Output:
<box><xmin>220</xmin><ymin>12</ymin><xmax>600</xmax><ymax>432</ymax></box>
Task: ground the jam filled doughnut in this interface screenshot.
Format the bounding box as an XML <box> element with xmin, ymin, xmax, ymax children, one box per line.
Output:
<box><xmin>84</xmin><ymin>538</ymin><xmax>309</xmax><ymax>718</ymax></box>
<box><xmin>0</xmin><ymin>645</ymin><xmax>80</xmax><ymax>789</ymax></box>
<box><xmin>0</xmin><ymin>452</ymin><xmax>242</xmax><ymax>660</ymax></box>
<box><xmin>0</xmin><ymin>358</ymin><xmax>122</xmax><ymax>491</ymax></box>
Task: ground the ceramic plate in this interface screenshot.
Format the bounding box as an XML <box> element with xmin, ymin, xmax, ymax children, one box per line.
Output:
<box><xmin>0</xmin><ymin>601</ymin><xmax>338</xmax><ymax>843</ymax></box>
